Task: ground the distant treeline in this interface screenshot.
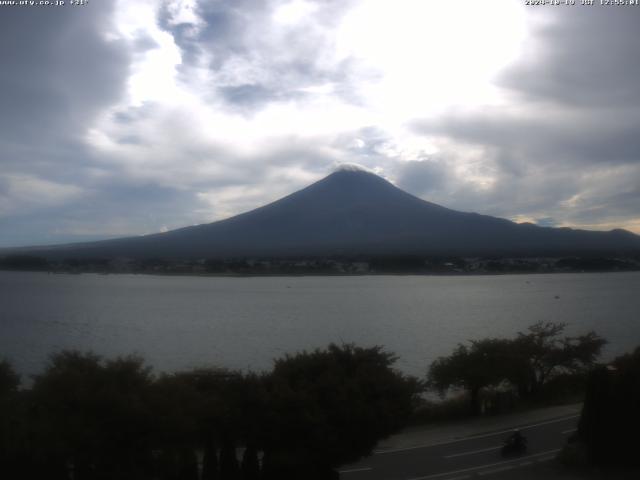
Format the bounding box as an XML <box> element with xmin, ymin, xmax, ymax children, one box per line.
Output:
<box><xmin>2</xmin><ymin>253</ymin><xmax>639</xmax><ymax>275</ymax></box>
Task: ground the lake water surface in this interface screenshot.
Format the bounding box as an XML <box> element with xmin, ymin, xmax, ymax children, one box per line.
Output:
<box><xmin>1</xmin><ymin>271</ymin><xmax>639</xmax><ymax>378</ymax></box>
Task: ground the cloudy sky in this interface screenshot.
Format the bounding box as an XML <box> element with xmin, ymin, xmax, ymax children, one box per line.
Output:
<box><xmin>1</xmin><ymin>0</ymin><xmax>639</xmax><ymax>247</ymax></box>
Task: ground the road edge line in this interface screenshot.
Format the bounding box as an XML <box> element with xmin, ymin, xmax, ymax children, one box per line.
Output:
<box><xmin>405</xmin><ymin>449</ymin><xmax>561</xmax><ymax>480</ymax></box>
<box><xmin>374</xmin><ymin>414</ymin><xmax>579</xmax><ymax>454</ymax></box>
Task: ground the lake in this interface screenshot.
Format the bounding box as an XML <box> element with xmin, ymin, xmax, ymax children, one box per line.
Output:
<box><xmin>1</xmin><ymin>271</ymin><xmax>639</xmax><ymax>379</ymax></box>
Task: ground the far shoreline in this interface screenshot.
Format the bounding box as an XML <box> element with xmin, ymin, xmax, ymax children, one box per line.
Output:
<box><xmin>2</xmin><ymin>267</ymin><xmax>640</xmax><ymax>279</ymax></box>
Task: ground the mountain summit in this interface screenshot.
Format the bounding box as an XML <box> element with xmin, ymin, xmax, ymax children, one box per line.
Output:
<box><xmin>11</xmin><ymin>170</ymin><xmax>640</xmax><ymax>259</ymax></box>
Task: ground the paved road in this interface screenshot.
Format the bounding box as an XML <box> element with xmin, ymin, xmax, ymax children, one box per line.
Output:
<box><xmin>339</xmin><ymin>414</ymin><xmax>579</xmax><ymax>480</ymax></box>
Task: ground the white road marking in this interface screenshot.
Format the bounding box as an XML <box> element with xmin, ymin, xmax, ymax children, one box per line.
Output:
<box><xmin>404</xmin><ymin>449</ymin><xmax>561</xmax><ymax>480</ymax></box>
<box><xmin>536</xmin><ymin>455</ymin><xmax>557</xmax><ymax>462</ymax></box>
<box><xmin>374</xmin><ymin>415</ymin><xmax>579</xmax><ymax>454</ymax></box>
<box><xmin>478</xmin><ymin>465</ymin><xmax>514</xmax><ymax>475</ymax></box>
<box><xmin>444</xmin><ymin>445</ymin><xmax>502</xmax><ymax>459</ymax></box>
<box><xmin>338</xmin><ymin>466</ymin><xmax>372</xmax><ymax>474</ymax></box>
<box><xmin>562</xmin><ymin>428</ymin><xmax>577</xmax><ymax>434</ymax></box>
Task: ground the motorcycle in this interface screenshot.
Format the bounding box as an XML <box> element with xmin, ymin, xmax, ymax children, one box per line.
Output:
<box><xmin>501</xmin><ymin>433</ymin><xmax>527</xmax><ymax>457</ymax></box>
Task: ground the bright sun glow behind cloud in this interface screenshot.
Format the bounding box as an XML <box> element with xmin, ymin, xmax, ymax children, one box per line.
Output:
<box><xmin>111</xmin><ymin>0</ymin><xmax>529</xmax><ymax>127</ymax></box>
<box><xmin>113</xmin><ymin>0</ymin><xmax>186</xmax><ymax>106</ymax></box>
<box><xmin>337</xmin><ymin>0</ymin><xmax>528</xmax><ymax>119</ymax></box>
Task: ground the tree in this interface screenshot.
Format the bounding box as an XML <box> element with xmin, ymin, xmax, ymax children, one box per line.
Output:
<box><xmin>3</xmin><ymin>345</ymin><xmax>419</xmax><ymax>480</ymax></box>
<box><xmin>427</xmin><ymin>323</ymin><xmax>607</xmax><ymax>414</ymax></box>
<box><xmin>240</xmin><ymin>444</ymin><xmax>260</xmax><ymax>480</ymax></box>
<box><xmin>510</xmin><ymin>322</ymin><xmax>606</xmax><ymax>397</ymax></box>
<box><xmin>577</xmin><ymin>346</ymin><xmax>640</xmax><ymax>466</ymax></box>
<box><xmin>150</xmin><ymin>367</ymin><xmax>264</xmax><ymax>480</ymax></box>
<box><xmin>0</xmin><ymin>359</ymin><xmax>19</xmax><ymax>396</ymax></box>
<box><xmin>428</xmin><ymin>339</ymin><xmax>511</xmax><ymax>415</ymax></box>
<box><xmin>28</xmin><ymin>351</ymin><xmax>156</xmax><ymax>480</ymax></box>
<box><xmin>262</xmin><ymin>344</ymin><xmax>422</xmax><ymax>478</ymax></box>
<box><xmin>0</xmin><ymin>360</ymin><xmax>22</xmax><ymax>478</ymax></box>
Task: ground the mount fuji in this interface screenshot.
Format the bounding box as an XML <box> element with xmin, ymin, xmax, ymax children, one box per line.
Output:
<box><xmin>8</xmin><ymin>169</ymin><xmax>640</xmax><ymax>259</ymax></box>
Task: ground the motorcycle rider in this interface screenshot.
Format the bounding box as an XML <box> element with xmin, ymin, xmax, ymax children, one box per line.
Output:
<box><xmin>507</xmin><ymin>429</ymin><xmax>526</xmax><ymax>449</ymax></box>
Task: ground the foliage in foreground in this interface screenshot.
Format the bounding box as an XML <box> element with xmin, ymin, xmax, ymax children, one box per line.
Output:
<box><xmin>427</xmin><ymin>322</ymin><xmax>606</xmax><ymax>415</ymax></box>
<box><xmin>575</xmin><ymin>346</ymin><xmax>640</xmax><ymax>467</ymax></box>
<box><xmin>0</xmin><ymin>344</ymin><xmax>421</xmax><ymax>480</ymax></box>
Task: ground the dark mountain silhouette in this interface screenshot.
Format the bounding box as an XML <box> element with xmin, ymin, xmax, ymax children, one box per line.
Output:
<box><xmin>7</xmin><ymin>170</ymin><xmax>640</xmax><ymax>259</ymax></box>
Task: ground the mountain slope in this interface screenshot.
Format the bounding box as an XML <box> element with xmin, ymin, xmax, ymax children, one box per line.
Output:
<box><xmin>8</xmin><ymin>170</ymin><xmax>640</xmax><ymax>259</ymax></box>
